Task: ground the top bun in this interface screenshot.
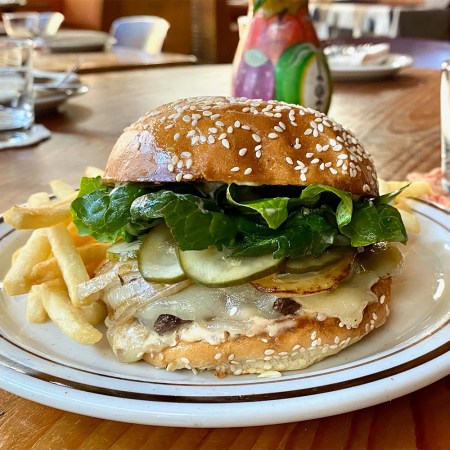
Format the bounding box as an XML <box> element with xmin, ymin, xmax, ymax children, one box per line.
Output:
<box><xmin>103</xmin><ymin>96</ymin><xmax>378</xmax><ymax>197</ymax></box>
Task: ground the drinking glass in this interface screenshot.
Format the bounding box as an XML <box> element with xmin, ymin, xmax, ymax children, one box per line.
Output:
<box><xmin>441</xmin><ymin>60</ymin><xmax>450</xmax><ymax>193</ymax></box>
<box><xmin>0</xmin><ymin>39</ymin><xmax>34</xmax><ymax>144</ymax></box>
<box><xmin>2</xmin><ymin>12</ymin><xmax>40</xmax><ymax>39</ymax></box>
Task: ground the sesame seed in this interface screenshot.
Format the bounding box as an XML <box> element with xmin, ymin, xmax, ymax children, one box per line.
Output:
<box><xmin>228</xmin><ymin>354</ymin><xmax>235</xmax><ymax>361</ymax></box>
<box><xmin>311</xmin><ymin>331</ymin><xmax>317</xmax><ymax>340</ymax></box>
<box><xmin>279</xmin><ymin>121</ymin><xmax>286</xmax><ymax>130</ymax></box>
<box><xmin>227</xmin><ymin>126</ymin><xmax>233</xmax><ymax>134</ymax></box>
<box><xmin>210</xmin><ymin>114</ymin><xmax>221</xmax><ymax>120</ymax></box>
<box><xmin>234</xmin><ymin>121</ymin><xmax>241</xmax><ymax>128</ymax></box>
<box><xmin>165</xmin><ymin>124</ymin><xmax>174</xmax><ymax>130</ymax></box>
<box><xmin>255</xmin><ymin>144</ymin><xmax>262</xmax><ymax>151</ymax></box>
<box><xmin>330</xmin><ymin>168</ymin><xmax>338</xmax><ymax>175</ymax></box>
<box><xmin>242</xmin><ymin>107</ymin><xmax>250</xmax><ymax>112</ymax></box>
<box><xmin>191</xmin><ymin>136</ymin><xmax>200</xmax><ymax>145</ymax></box>
<box><xmin>214</xmin><ymin>353</ymin><xmax>222</xmax><ymax>360</ymax></box>
<box><xmin>177</xmin><ymin>160</ymin><xmax>183</xmax><ymax>169</ymax></box>
<box><xmin>175</xmin><ymin>173</ymin><xmax>183</xmax><ymax>182</ymax></box>
<box><xmin>263</xmin><ymin>356</ymin><xmax>273</xmax><ymax>361</ymax></box>
<box><xmin>174</xmin><ymin>133</ymin><xmax>180</xmax><ymax>141</ymax></box>
<box><xmin>252</xmin><ymin>134</ymin><xmax>261</xmax><ymax>143</ymax></box>
<box><xmin>183</xmin><ymin>174</ymin><xmax>193</xmax><ymax>180</ymax></box>
<box><xmin>264</xmin><ymin>111</ymin><xmax>274</xmax><ymax>117</ymax></box>
<box><xmin>292</xmin><ymin>344</ymin><xmax>300</xmax><ymax>351</ymax></box>
<box><xmin>203</xmin><ymin>110</ymin><xmax>212</xmax><ymax>116</ymax></box>
<box><xmin>208</xmin><ymin>135</ymin><xmax>215</xmax><ymax>144</ymax></box>
<box><xmin>222</xmin><ymin>139</ymin><xmax>230</xmax><ymax>149</ymax></box>
<box><xmin>180</xmin><ymin>357</ymin><xmax>190</xmax><ymax>364</ymax></box>
<box><xmin>171</xmin><ymin>155</ymin><xmax>179</xmax><ymax>164</ymax></box>
<box><xmin>300</xmin><ymin>173</ymin><xmax>307</xmax><ymax>182</ymax></box>
<box><xmin>241</xmin><ymin>125</ymin><xmax>251</xmax><ymax>130</ymax></box>
<box><xmin>274</xmin><ymin>113</ymin><xmax>282</xmax><ymax>118</ymax></box>
<box><xmin>234</xmin><ymin>369</ymin><xmax>243</xmax><ymax>375</ymax></box>
<box><xmin>255</xmin><ymin>150</ymin><xmax>262</xmax><ymax>158</ymax></box>
<box><xmin>274</xmin><ymin>126</ymin><xmax>283</xmax><ymax>133</ymax></box>
<box><xmin>311</xmin><ymin>158</ymin><xmax>320</xmax><ymax>164</ymax></box>
<box><xmin>192</xmin><ymin>113</ymin><xmax>201</xmax><ymax>120</ymax></box>
<box><xmin>238</xmin><ymin>148</ymin><xmax>247</xmax><ymax>156</ymax></box>
<box><xmin>286</xmin><ymin>157</ymin><xmax>293</xmax><ymax>165</ymax></box>
<box><xmin>244</xmin><ymin>168</ymin><xmax>252</xmax><ymax>175</ymax></box>
<box><xmin>306</xmin><ymin>152</ymin><xmax>314</xmax><ymax>158</ymax></box>
<box><xmin>199</xmin><ymin>135</ymin><xmax>206</xmax><ymax>143</ymax></box>
<box><xmin>218</xmin><ymin>133</ymin><xmax>227</xmax><ymax>140</ymax></box>
<box><xmin>167</xmin><ymin>164</ymin><xmax>174</xmax><ymax>172</ymax></box>
<box><xmin>230</xmin><ymin>166</ymin><xmax>240</xmax><ymax>172</ymax></box>
<box><xmin>209</xmin><ymin>127</ymin><xmax>218</xmax><ymax>134</ymax></box>
<box><xmin>185</xmin><ymin>159</ymin><xmax>193</xmax><ymax>169</ymax></box>
<box><xmin>380</xmin><ymin>295</ymin><xmax>386</xmax><ymax>304</ymax></box>
<box><xmin>229</xmin><ymin>306</ymin><xmax>238</xmax><ymax>316</ymax></box>
<box><xmin>182</xmin><ymin>115</ymin><xmax>191</xmax><ymax>122</ymax></box>
<box><xmin>268</xmin><ymin>132</ymin><xmax>278</xmax><ymax>139</ymax></box>
<box><xmin>216</xmin><ymin>121</ymin><xmax>225</xmax><ymax>127</ymax></box>
<box><xmin>294</xmin><ymin>143</ymin><xmax>301</xmax><ymax>150</ymax></box>
<box><xmin>304</xmin><ymin>129</ymin><xmax>312</xmax><ymax>136</ymax></box>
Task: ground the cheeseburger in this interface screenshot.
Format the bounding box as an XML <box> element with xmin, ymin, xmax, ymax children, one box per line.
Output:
<box><xmin>72</xmin><ymin>96</ymin><xmax>406</xmax><ymax>376</ymax></box>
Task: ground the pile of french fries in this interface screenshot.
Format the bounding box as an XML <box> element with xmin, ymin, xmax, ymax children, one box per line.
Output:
<box><xmin>2</xmin><ymin>166</ymin><xmax>110</xmax><ymax>345</ymax></box>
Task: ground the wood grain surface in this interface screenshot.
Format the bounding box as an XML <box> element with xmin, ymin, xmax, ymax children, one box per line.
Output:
<box><xmin>0</xmin><ymin>65</ymin><xmax>449</xmax><ymax>449</ymax></box>
<box><xmin>34</xmin><ymin>47</ymin><xmax>197</xmax><ymax>74</ymax></box>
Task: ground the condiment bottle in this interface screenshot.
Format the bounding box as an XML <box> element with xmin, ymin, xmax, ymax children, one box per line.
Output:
<box><xmin>232</xmin><ymin>0</ymin><xmax>332</xmax><ymax>113</ymax></box>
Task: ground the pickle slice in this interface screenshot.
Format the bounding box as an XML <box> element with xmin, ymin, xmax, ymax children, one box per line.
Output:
<box><xmin>178</xmin><ymin>247</ymin><xmax>282</xmax><ymax>288</ymax></box>
<box><xmin>137</xmin><ymin>225</ymin><xmax>186</xmax><ymax>283</ymax></box>
<box><xmin>107</xmin><ymin>240</ymin><xmax>141</xmax><ymax>262</ymax></box>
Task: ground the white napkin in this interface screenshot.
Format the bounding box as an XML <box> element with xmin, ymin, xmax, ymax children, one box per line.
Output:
<box><xmin>0</xmin><ymin>124</ymin><xmax>51</xmax><ymax>151</ymax></box>
<box><xmin>326</xmin><ymin>43</ymin><xmax>391</xmax><ymax>67</ymax></box>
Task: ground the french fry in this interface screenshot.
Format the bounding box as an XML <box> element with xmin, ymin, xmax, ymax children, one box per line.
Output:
<box><xmin>49</xmin><ymin>179</ymin><xmax>76</xmax><ymax>200</ymax></box>
<box><xmin>46</xmin><ymin>223</ymin><xmax>98</xmax><ymax>307</ymax></box>
<box><xmin>2</xmin><ymin>229</ymin><xmax>51</xmax><ymax>295</ymax></box>
<box><xmin>67</xmin><ymin>222</ymin><xmax>95</xmax><ymax>246</ymax></box>
<box><xmin>26</xmin><ymin>285</ymin><xmax>48</xmax><ymax>323</ymax></box>
<box><xmin>80</xmin><ymin>300</ymin><xmax>108</xmax><ymax>325</ymax></box>
<box><xmin>84</xmin><ymin>166</ymin><xmax>104</xmax><ymax>178</ymax></box>
<box><xmin>399</xmin><ymin>209</ymin><xmax>420</xmax><ymax>234</ymax></box>
<box><xmin>38</xmin><ymin>281</ymin><xmax>102</xmax><ymax>345</ymax></box>
<box><xmin>30</xmin><ymin>242</ymin><xmax>109</xmax><ymax>284</ymax></box>
<box><xmin>11</xmin><ymin>247</ymin><xmax>21</xmax><ymax>264</ymax></box>
<box><xmin>27</xmin><ymin>192</ymin><xmax>50</xmax><ymax>207</ymax></box>
<box><xmin>3</xmin><ymin>193</ymin><xmax>77</xmax><ymax>229</ymax></box>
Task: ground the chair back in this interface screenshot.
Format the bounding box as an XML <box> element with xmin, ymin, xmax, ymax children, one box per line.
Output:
<box><xmin>390</xmin><ymin>8</ymin><xmax>450</xmax><ymax>40</ymax></box>
<box><xmin>110</xmin><ymin>16</ymin><xmax>170</xmax><ymax>54</ymax></box>
<box><xmin>38</xmin><ymin>12</ymin><xmax>64</xmax><ymax>36</ymax></box>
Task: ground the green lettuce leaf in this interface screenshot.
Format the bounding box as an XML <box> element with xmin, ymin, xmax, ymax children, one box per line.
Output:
<box><xmin>226</xmin><ymin>184</ymin><xmax>290</xmax><ymax>229</ymax></box>
<box><xmin>70</xmin><ymin>177</ymin><xmax>148</xmax><ymax>242</ymax></box>
<box><xmin>130</xmin><ymin>191</ymin><xmax>237</xmax><ymax>250</ymax></box>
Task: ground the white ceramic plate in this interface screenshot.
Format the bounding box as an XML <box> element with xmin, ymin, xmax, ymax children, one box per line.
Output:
<box><xmin>329</xmin><ymin>53</ymin><xmax>414</xmax><ymax>81</ymax></box>
<box><xmin>43</xmin><ymin>30</ymin><xmax>115</xmax><ymax>53</ymax></box>
<box><xmin>34</xmin><ymin>70</ymin><xmax>88</xmax><ymax>114</ymax></box>
<box><xmin>0</xmin><ymin>199</ymin><xmax>449</xmax><ymax>427</ymax></box>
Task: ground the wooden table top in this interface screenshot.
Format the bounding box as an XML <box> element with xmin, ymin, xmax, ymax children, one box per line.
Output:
<box><xmin>0</xmin><ymin>65</ymin><xmax>449</xmax><ymax>449</ymax></box>
<box><xmin>34</xmin><ymin>46</ymin><xmax>197</xmax><ymax>74</ymax></box>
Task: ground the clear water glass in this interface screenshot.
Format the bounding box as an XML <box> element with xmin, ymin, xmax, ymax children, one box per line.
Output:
<box><xmin>0</xmin><ymin>39</ymin><xmax>34</xmax><ymax>144</ymax></box>
<box><xmin>442</xmin><ymin>60</ymin><xmax>450</xmax><ymax>193</ymax></box>
<box><xmin>2</xmin><ymin>12</ymin><xmax>40</xmax><ymax>39</ymax></box>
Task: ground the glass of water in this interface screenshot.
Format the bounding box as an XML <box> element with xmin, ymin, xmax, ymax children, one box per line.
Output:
<box><xmin>441</xmin><ymin>60</ymin><xmax>450</xmax><ymax>193</ymax></box>
<box><xmin>2</xmin><ymin>12</ymin><xmax>40</xmax><ymax>39</ymax></box>
<box><xmin>0</xmin><ymin>39</ymin><xmax>34</xmax><ymax>145</ymax></box>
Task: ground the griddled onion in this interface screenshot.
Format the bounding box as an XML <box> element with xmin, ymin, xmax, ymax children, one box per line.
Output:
<box><xmin>251</xmin><ymin>252</ymin><xmax>355</xmax><ymax>295</ymax></box>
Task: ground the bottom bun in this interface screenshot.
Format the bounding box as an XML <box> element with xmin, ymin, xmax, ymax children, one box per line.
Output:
<box><xmin>143</xmin><ymin>277</ymin><xmax>391</xmax><ymax>376</ymax></box>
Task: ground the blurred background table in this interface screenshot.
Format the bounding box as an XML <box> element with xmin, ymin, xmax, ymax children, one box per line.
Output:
<box><xmin>0</xmin><ymin>65</ymin><xmax>449</xmax><ymax>448</ymax></box>
<box><xmin>34</xmin><ymin>46</ymin><xmax>197</xmax><ymax>73</ymax></box>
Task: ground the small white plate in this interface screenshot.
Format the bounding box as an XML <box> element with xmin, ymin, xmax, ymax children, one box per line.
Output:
<box><xmin>0</xmin><ymin>199</ymin><xmax>449</xmax><ymax>427</ymax></box>
<box><xmin>43</xmin><ymin>30</ymin><xmax>115</xmax><ymax>53</ymax></box>
<box><xmin>33</xmin><ymin>70</ymin><xmax>88</xmax><ymax>114</ymax></box>
<box><xmin>329</xmin><ymin>53</ymin><xmax>414</xmax><ymax>81</ymax></box>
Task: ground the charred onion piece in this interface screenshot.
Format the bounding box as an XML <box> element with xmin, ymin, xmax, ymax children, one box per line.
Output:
<box><xmin>154</xmin><ymin>314</ymin><xmax>192</xmax><ymax>334</ymax></box>
<box><xmin>273</xmin><ymin>298</ymin><xmax>301</xmax><ymax>315</ymax></box>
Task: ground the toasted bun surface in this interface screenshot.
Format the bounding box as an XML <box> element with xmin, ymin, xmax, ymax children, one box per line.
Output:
<box><xmin>143</xmin><ymin>277</ymin><xmax>391</xmax><ymax>376</ymax></box>
<box><xmin>104</xmin><ymin>96</ymin><xmax>379</xmax><ymax>197</ymax></box>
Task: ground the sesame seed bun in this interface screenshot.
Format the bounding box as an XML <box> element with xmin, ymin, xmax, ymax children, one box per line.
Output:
<box><xmin>142</xmin><ymin>277</ymin><xmax>391</xmax><ymax>376</ymax></box>
<box><xmin>103</xmin><ymin>96</ymin><xmax>379</xmax><ymax>197</ymax></box>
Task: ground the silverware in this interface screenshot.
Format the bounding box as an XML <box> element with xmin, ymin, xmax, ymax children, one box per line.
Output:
<box><xmin>441</xmin><ymin>60</ymin><xmax>450</xmax><ymax>193</ymax></box>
